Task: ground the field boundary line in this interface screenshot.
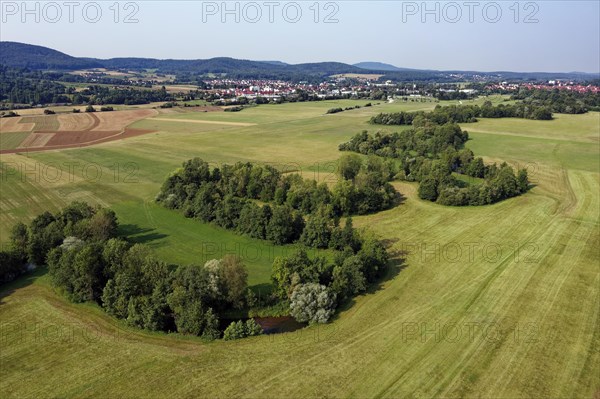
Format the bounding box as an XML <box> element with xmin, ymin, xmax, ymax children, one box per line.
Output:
<box><xmin>150</xmin><ymin>117</ymin><xmax>256</xmax><ymax>127</ymax></box>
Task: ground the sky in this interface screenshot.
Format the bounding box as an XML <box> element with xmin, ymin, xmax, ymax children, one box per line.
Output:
<box><xmin>1</xmin><ymin>1</ymin><xmax>599</xmax><ymax>73</ymax></box>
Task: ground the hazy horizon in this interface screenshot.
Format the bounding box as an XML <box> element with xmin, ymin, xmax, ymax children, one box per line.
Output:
<box><xmin>1</xmin><ymin>1</ymin><xmax>599</xmax><ymax>73</ymax></box>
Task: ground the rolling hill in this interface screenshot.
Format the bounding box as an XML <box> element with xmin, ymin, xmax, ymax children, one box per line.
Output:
<box><xmin>0</xmin><ymin>42</ymin><xmax>597</xmax><ymax>82</ymax></box>
<box><xmin>0</xmin><ymin>41</ymin><xmax>101</xmax><ymax>70</ymax></box>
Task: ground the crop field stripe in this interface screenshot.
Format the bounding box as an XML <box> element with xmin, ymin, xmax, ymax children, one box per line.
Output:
<box><xmin>20</xmin><ymin>115</ymin><xmax>60</xmax><ymax>131</ymax></box>
<box><xmin>0</xmin><ymin>132</ymin><xmax>30</xmax><ymax>150</ymax></box>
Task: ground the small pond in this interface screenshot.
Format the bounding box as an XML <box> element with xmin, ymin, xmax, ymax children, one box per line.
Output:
<box><xmin>254</xmin><ymin>316</ymin><xmax>306</xmax><ymax>334</ymax></box>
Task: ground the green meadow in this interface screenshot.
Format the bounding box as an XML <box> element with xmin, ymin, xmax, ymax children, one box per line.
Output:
<box><xmin>0</xmin><ymin>99</ymin><xmax>598</xmax><ymax>398</ymax></box>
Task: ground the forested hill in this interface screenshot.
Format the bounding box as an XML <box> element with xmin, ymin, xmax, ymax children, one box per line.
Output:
<box><xmin>99</xmin><ymin>57</ymin><xmax>370</xmax><ymax>76</ymax></box>
<box><xmin>0</xmin><ymin>41</ymin><xmax>101</xmax><ymax>70</ymax></box>
<box><xmin>1</xmin><ymin>41</ymin><xmax>597</xmax><ymax>82</ymax></box>
<box><xmin>0</xmin><ymin>41</ymin><xmax>378</xmax><ymax>78</ymax></box>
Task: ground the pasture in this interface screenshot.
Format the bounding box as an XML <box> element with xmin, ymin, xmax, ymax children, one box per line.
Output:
<box><xmin>0</xmin><ymin>99</ymin><xmax>598</xmax><ymax>398</ymax></box>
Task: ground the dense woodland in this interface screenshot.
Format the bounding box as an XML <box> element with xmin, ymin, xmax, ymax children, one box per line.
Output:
<box><xmin>340</xmin><ymin>117</ymin><xmax>529</xmax><ymax>206</ymax></box>
<box><xmin>72</xmin><ymin>85</ymin><xmax>172</xmax><ymax>105</ymax></box>
<box><xmin>0</xmin><ymin>66</ymin><xmax>71</xmax><ymax>104</ymax></box>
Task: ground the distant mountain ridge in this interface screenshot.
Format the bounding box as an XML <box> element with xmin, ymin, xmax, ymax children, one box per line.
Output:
<box><xmin>0</xmin><ymin>41</ymin><xmax>597</xmax><ymax>82</ymax></box>
<box><xmin>354</xmin><ymin>62</ymin><xmax>406</xmax><ymax>72</ymax></box>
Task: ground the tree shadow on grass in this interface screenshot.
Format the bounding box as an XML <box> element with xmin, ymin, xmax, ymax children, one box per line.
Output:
<box><xmin>118</xmin><ymin>224</ymin><xmax>168</xmax><ymax>246</ymax></box>
<box><xmin>392</xmin><ymin>190</ymin><xmax>407</xmax><ymax>207</ymax></box>
<box><xmin>0</xmin><ymin>267</ymin><xmax>47</xmax><ymax>306</ymax></box>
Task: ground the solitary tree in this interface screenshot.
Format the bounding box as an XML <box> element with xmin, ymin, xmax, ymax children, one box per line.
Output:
<box><xmin>220</xmin><ymin>255</ymin><xmax>248</xmax><ymax>309</ymax></box>
<box><xmin>338</xmin><ymin>153</ymin><xmax>363</xmax><ymax>181</ymax></box>
<box><xmin>290</xmin><ymin>283</ymin><xmax>336</xmax><ymax>324</ymax></box>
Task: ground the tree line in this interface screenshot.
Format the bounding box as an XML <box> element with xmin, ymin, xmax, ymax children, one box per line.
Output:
<box><xmin>72</xmin><ymin>85</ymin><xmax>172</xmax><ymax>105</ymax></box>
<box><xmin>155</xmin><ymin>158</ymin><xmax>398</xmax><ymax>246</ymax></box>
<box><xmin>511</xmin><ymin>87</ymin><xmax>600</xmax><ymax>113</ymax></box>
<box><xmin>369</xmin><ymin>101</ymin><xmax>554</xmax><ymax>126</ymax></box>
<box><xmin>339</xmin><ymin>122</ymin><xmax>530</xmax><ymax>206</ymax></box>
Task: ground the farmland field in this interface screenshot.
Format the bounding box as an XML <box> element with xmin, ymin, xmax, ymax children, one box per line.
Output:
<box><xmin>0</xmin><ymin>109</ymin><xmax>159</xmax><ymax>153</ymax></box>
<box><xmin>19</xmin><ymin>115</ymin><xmax>60</xmax><ymax>131</ymax></box>
<box><xmin>0</xmin><ymin>100</ymin><xmax>598</xmax><ymax>398</ymax></box>
<box><xmin>0</xmin><ymin>117</ymin><xmax>35</xmax><ymax>133</ymax></box>
<box><xmin>0</xmin><ymin>132</ymin><xmax>30</xmax><ymax>150</ymax></box>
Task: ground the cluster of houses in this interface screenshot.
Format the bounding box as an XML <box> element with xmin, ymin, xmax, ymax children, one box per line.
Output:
<box><xmin>202</xmin><ymin>78</ymin><xmax>376</xmax><ymax>101</ymax></box>
<box><xmin>486</xmin><ymin>81</ymin><xmax>600</xmax><ymax>94</ymax></box>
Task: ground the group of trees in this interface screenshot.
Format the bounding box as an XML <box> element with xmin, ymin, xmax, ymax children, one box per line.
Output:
<box><xmin>340</xmin><ymin>123</ymin><xmax>530</xmax><ymax>206</ymax></box>
<box><xmin>50</xmin><ymin>241</ymin><xmax>251</xmax><ymax>338</ymax></box>
<box><xmin>154</xmin><ymin>158</ymin><xmax>394</xmax><ymax>324</ymax></box>
<box><xmin>512</xmin><ymin>88</ymin><xmax>600</xmax><ymax>113</ymax></box>
<box><xmin>0</xmin><ymin>201</ymin><xmax>260</xmax><ymax>339</ymax></box>
<box><xmin>72</xmin><ymin>85</ymin><xmax>172</xmax><ymax>105</ymax></box>
<box><xmin>2</xmin><ymin>199</ymin><xmax>392</xmax><ymax>337</ymax></box>
<box><xmin>326</xmin><ymin>105</ymin><xmax>363</xmax><ymax>114</ymax></box>
<box><xmin>98</xmin><ymin>249</ymin><xmax>249</xmax><ymax>338</ymax></box>
<box><xmin>0</xmin><ymin>201</ymin><xmax>119</xmax><ymax>286</ymax></box>
<box><xmin>272</xmin><ymin>229</ymin><xmax>389</xmax><ymax>323</ymax></box>
<box><xmin>417</xmin><ymin>160</ymin><xmax>529</xmax><ymax>206</ymax></box>
<box><xmin>340</xmin><ymin>124</ymin><xmax>469</xmax><ymax>160</ymax></box>
<box><xmin>84</xmin><ymin>105</ymin><xmax>115</xmax><ymax>112</ymax></box>
<box><xmin>369</xmin><ymin>101</ymin><xmax>554</xmax><ymax>126</ymax></box>
<box><xmin>156</xmin><ymin>158</ymin><xmax>398</xmax><ymax>246</ymax></box>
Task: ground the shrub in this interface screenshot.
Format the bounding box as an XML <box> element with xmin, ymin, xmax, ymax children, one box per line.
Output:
<box><xmin>244</xmin><ymin>318</ymin><xmax>263</xmax><ymax>336</ymax></box>
<box><xmin>224</xmin><ymin>106</ymin><xmax>244</xmax><ymax>112</ymax></box>
<box><xmin>223</xmin><ymin>319</ymin><xmax>263</xmax><ymax>340</ymax></box>
<box><xmin>223</xmin><ymin>320</ymin><xmax>246</xmax><ymax>340</ymax></box>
